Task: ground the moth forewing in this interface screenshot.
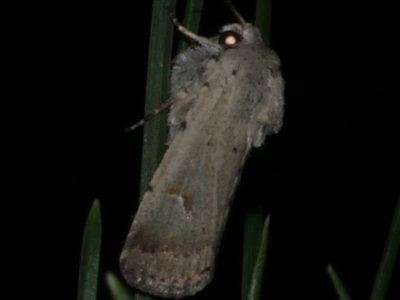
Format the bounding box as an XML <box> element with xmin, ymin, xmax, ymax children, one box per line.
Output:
<box><xmin>120</xmin><ymin>4</ymin><xmax>284</xmax><ymax>300</ymax></box>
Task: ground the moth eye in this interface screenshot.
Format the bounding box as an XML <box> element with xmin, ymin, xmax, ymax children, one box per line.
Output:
<box><xmin>218</xmin><ymin>31</ymin><xmax>242</xmax><ymax>47</ymax></box>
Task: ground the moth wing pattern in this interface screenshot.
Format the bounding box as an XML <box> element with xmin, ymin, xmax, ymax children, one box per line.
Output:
<box><xmin>120</xmin><ymin>21</ymin><xmax>284</xmax><ymax>300</ymax></box>
<box><xmin>167</xmin><ymin>46</ymin><xmax>220</xmax><ymax>141</ymax></box>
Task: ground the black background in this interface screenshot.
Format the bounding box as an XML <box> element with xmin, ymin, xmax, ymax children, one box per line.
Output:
<box><xmin>4</xmin><ymin>0</ymin><xmax>399</xmax><ymax>299</ymax></box>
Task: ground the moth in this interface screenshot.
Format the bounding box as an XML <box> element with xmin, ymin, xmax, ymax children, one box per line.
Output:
<box><xmin>120</xmin><ymin>1</ymin><xmax>284</xmax><ymax>298</ymax></box>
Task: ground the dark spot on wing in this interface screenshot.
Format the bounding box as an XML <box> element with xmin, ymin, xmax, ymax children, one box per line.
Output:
<box><xmin>203</xmin><ymin>82</ymin><xmax>209</xmax><ymax>87</ymax></box>
<box><xmin>180</xmin><ymin>120</ymin><xmax>187</xmax><ymax>130</ymax></box>
<box><xmin>211</xmin><ymin>54</ymin><xmax>219</xmax><ymax>61</ymax></box>
<box><xmin>197</xmin><ymin>66</ymin><xmax>205</xmax><ymax>74</ymax></box>
<box><xmin>233</xmin><ymin>147</ymin><xmax>238</xmax><ymax>153</ymax></box>
<box><xmin>232</xmin><ymin>69</ymin><xmax>237</xmax><ymax>75</ymax></box>
<box><xmin>147</xmin><ymin>184</ymin><xmax>153</xmax><ymax>192</ymax></box>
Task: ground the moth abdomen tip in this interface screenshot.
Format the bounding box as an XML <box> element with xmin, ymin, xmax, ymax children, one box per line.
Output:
<box><xmin>120</xmin><ymin>248</ymin><xmax>214</xmax><ymax>298</ymax></box>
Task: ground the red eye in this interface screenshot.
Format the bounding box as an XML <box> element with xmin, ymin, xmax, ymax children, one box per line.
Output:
<box><xmin>218</xmin><ymin>31</ymin><xmax>242</xmax><ymax>47</ymax></box>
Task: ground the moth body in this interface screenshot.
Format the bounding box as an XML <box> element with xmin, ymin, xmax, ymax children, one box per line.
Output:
<box><xmin>121</xmin><ymin>7</ymin><xmax>284</xmax><ymax>299</ymax></box>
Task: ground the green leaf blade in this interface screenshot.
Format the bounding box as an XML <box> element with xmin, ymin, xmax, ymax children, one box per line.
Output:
<box><xmin>242</xmin><ymin>1</ymin><xmax>273</xmax><ymax>299</ymax></box>
<box><xmin>247</xmin><ymin>216</ymin><xmax>271</xmax><ymax>300</ymax></box>
<box><xmin>106</xmin><ymin>272</ymin><xmax>135</xmax><ymax>300</ymax></box>
<box><xmin>134</xmin><ymin>1</ymin><xmax>203</xmax><ymax>300</ymax></box>
<box><xmin>242</xmin><ymin>210</ymin><xmax>263</xmax><ymax>300</ymax></box>
<box><xmin>139</xmin><ymin>0</ymin><xmax>178</xmax><ymax>199</ymax></box>
<box><xmin>178</xmin><ymin>0</ymin><xmax>204</xmax><ymax>52</ymax></box>
<box><xmin>369</xmin><ymin>193</ymin><xmax>400</xmax><ymax>300</ymax></box>
<box><xmin>327</xmin><ymin>264</ymin><xmax>352</xmax><ymax>300</ymax></box>
<box><xmin>77</xmin><ymin>199</ymin><xmax>102</xmax><ymax>300</ymax></box>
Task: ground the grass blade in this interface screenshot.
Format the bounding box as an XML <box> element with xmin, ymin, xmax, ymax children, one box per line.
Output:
<box><xmin>135</xmin><ymin>0</ymin><xmax>176</xmax><ymax>298</ymax></box>
<box><xmin>134</xmin><ymin>1</ymin><xmax>203</xmax><ymax>299</ymax></box>
<box><xmin>77</xmin><ymin>199</ymin><xmax>102</xmax><ymax>300</ymax></box>
<box><xmin>242</xmin><ymin>210</ymin><xmax>263</xmax><ymax>299</ymax></box>
<box><xmin>369</xmin><ymin>193</ymin><xmax>400</xmax><ymax>300</ymax></box>
<box><xmin>178</xmin><ymin>0</ymin><xmax>204</xmax><ymax>52</ymax></box>
<box><xmin>242</xmin><ymin>1</ymin><xmax>272</xmax><ymax>299</ymax></box>
<box><xmin>139</xmin><ymin>0</ymin><xmax>177</xmax><ymax>199</ymax></box>
<box><xmin>327</xmin><ymin>264</ymin><xmax>353</xmax><ymax>300</ymax></box>
<box><xmin>255</xmin><ymin>0</ymin><xmax>272</xmax><ymax>46</ymax></box>
<box><xmin>106</xmin><ymin>272</ymin><xmax>135</xmax><ymax>300</ymax></box>
<box><xmin>247</xmin><ymin>216</ymin><xmax>271</xmax><ymax>300</ymax></box>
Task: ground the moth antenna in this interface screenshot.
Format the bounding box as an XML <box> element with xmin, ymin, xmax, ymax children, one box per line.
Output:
<box><xmin>125</xmin><ymin>98</ymin><xmax>176</xmax><ymax>132</ymax></box>
<box><xmin>165</xmin><ymin>4</ymin><xmax>219</xmax><ymax>49</ymax></box>
<box><xmin>223</xmin><ymin>0</ymin><xmax>247</xmax><ymax>29</ymax></box>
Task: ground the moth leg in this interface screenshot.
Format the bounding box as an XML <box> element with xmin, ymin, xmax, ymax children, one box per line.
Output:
<box><xmin>125</xmin><ymin>97</ymin><xmax>176</xmax><ymax>132</ymax></box>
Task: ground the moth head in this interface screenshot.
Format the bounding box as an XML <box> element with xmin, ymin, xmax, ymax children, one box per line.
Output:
<box><xmin>218</xmin><ymin>0</ymin><xmax>264</xmax><ymax>47</ymax></box>
<box><xmin>218</xmin><ymin>23</ymin><xmax>264</xmax><ymax>48</ymax></box>
<box><xmin>218</xmin><ymin>24</ymin><xmax>243</xmax><ymax>48</ymax></box>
